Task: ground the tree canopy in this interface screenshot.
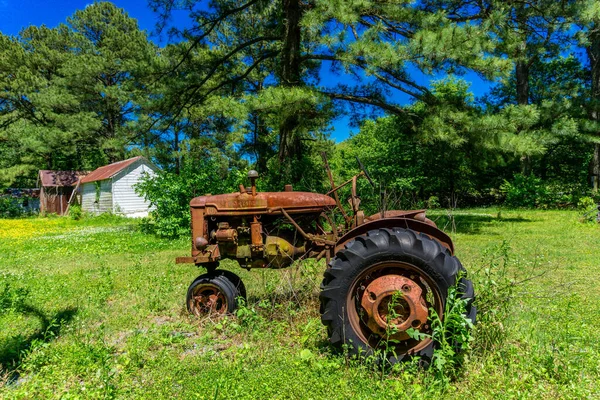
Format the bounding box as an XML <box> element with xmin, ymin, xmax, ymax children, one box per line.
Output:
<box><xmin>0</xmin><ymin>0</ymin><xmax>598</xmax><ymax>211</ymax></box>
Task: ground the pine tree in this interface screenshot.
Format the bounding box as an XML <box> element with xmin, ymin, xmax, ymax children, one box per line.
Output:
<box><xmin>0</xmin><ymin>2</ymin><xmax>157</xmax><ymax>187</ymax></box>
<box><xmin>149</xmin><ymin>0</ymin><xmax>510</xmax><ymax>183</ymax></box>
<box><xmin>577</xmin><ymin>0</ymin><xmax>600</xmax><ymax>191</ymax></box>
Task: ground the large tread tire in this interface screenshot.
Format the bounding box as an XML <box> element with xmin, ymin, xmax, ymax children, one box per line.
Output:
<box><xmin>186</xmin><ymin>272</ymin><xmax>244</xmax><ymax>316</ymax></box>
<box><xmin>319</xmin><ymin>227</ymin><xmax>475</xmax><ymax>364</ymax></box>
<box><xmin>213</xmin><ymin>269</ymin><xmax>247</xmax><ymax>300</ymax></box>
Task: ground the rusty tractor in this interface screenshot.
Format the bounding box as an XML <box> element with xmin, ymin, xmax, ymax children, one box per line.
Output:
<box><xmin>176</xmin><ymin>157</ymin><xmax>475</xmax><ymax>363</ymax></box>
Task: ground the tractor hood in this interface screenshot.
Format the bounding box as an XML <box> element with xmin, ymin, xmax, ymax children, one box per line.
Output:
<box><xmin>190</xmin><ymin>191</ymin><xmax>336</xmax><ymax>216</ymax></box>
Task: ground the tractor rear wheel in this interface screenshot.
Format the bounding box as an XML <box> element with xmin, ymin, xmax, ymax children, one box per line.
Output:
<box><xmin>319</xmin><ymin>227</ymin><xmax>475</xmax><ymax>364</ymax></box>
<box><xmin>186</xmin><ymin>270</ymin><xmax>245</xmax><ymax>316</ymax></box>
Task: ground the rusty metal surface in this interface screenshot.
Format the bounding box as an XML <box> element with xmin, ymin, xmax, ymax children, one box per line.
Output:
<box><xmin>335</xmin><ymin>217</ymin><xmax>454</xmax><ymax>254</ymax></box>
<box><xmin>191</xmin><ymin>244</ymin><xmax>221</xmax><ymax>264</ymax></box>
<box><xmin>365</xmin><ymin>209</ymin><xmax>429</xmax><ymax>223</ymax></box>
<box><xmin>191</xmin><ymin>208</ymin><xmax>205</xmax><ymax>257</ymax></box>
<box><xmin>80</xmin><ymin>156</ymin><xmax>145</xmax><ymax>183</ymax></box>
<box><xmin>213</xmin><ymin>228</ymin><xmax>238</xmax><ymax>242</ymax></box>
<box><xmin>346</xmin><ymin>260</ymin><xmax>442</xmax><ymax>355</ymax></box>
<box><xmin>39</xmin><ymin>170</ymin><xmax>87</xmax><ymax>187</ymax></box>
<box><xmin>360</xmin><ymin>274</ymin><xmax>428</xmax><ymax>341</ymax></box>
<box><xmin>195</xmin><ymin>236</ymin><xmax>208</xmax><ymax>250</ymax></box>
<box><xmin>250</xmin><ymin>220</ymin><xmax>263</xmax><ymax>247</ymax></box>
<box><xmin>189</xmin><ymin>283</ymin><xmax>228</xmax><ymax>314</ymax></box>
<box><xmin>190</xmin><ymin>191</ymin><xmax>336</xmax><ymax>215</ymax></box>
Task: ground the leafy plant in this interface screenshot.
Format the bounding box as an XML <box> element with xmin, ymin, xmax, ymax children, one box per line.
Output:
<box><xmin>470</xmin><ymin>241</ymin><xmax>520</xmax><ymax>355</ymax></box>
<box><xmin>501</xmin><ymin>174</ymin><xmax>548</xmax><ymax>208</ymax></box>
<box><xmin>68</xmin><ymin>204</ymin><xmax>83</xmax><ymax>220</ymax></box>
<box><xmin>0</xmin><ymin>279</ymin><xmax>29</xmax><ymax>314</ymax></box>
<box><xmin>578</xmin><ymin>196</ymin><xmax>599</xmax><ymax>222</ymax></box>
<box><xmin>428</xmin><ymin>282</ymin><xmax>474</xmax><ymax>386</ymax></box>
<box><xmin>136</xmin><ymin>158</ymin><xmax>244</xmax><ymax>238</ymax></box>
<box><xmin>0</xmin><ymin>197</ymin><xmax>25</xmax><ymax>218</ymax></box>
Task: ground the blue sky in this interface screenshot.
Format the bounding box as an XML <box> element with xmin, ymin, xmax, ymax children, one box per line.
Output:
<box><xmin>0</xmin><ymin>0</ymin><xmax>170</xmax><ymax>40</ymax></box>
<box><xmin>0</xmin><ymin>0</ymin><xmax>494</xmax><ymax>142</ymax></box>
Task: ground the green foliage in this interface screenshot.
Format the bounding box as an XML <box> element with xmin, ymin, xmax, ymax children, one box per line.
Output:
<box><xmin>0</xmin><ymin>0</ymin><xmax>597</xmax><ymax>209</ymax></box>
<box><xmin>0</xmin><ymin>198</ymin><xmax>25</xmax><ymax>218</ymax></box>
<box><xmin>0</xmin><ymin>2</ymin><xmax>156</xmax><ymax>187</ymax></box>
<box><xmin>428</xmin><ymin>282</ymin><xmax>473</xmax><ymax>386</ymax></box>
<box><xmin>501</xmin><ymin>174</ymin><xmax>548</xmax><ymax>208</ymax></box>
<box><xmin>136</xmin><ymin>158</ymin><xmax>244</xmax><ymax>237</ymax></box>
<box><xmin>147</xmin><ymin>0</ymin><xmax>510</xmax><ymax>183</ymax></box>
<box><xmin>0</xmin><ymin>277</ymin><xmax>29</xmax><ymax>314</ymax></box>
<box><xmin>577</xmin><ymin>196</ymin><xmax>600</xmax><ymax>222</ymax></box>
<box><xmin>68</xmin><ymin>204</ymin><xmax>83</xmax><ymax>221</ymax></box>
<box><xmin>501</xmin><ymin>174</ymin><xmax>589</xmax><ymax>208</ymax></box>
<box><xmin>470</xmin><ymin>242</ymin><xmax>515</xmax><ymax>354</ymax></box>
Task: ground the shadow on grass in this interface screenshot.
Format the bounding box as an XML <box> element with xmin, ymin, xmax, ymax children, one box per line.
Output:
<box><xmin>0</xmin><ymin>305</ymin><xmax>77</xmax><ymax>383</ymax></box>
<box><xmin>431</xmin><ymin>213</ymin><xmax>531</xmax><ymax>235</ymax></box>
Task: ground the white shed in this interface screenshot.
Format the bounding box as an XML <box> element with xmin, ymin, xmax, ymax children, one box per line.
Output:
<box><xmin>80</xmin><ymin>156</ymin><xmax>158</xmax><ymax>218</ymax></box>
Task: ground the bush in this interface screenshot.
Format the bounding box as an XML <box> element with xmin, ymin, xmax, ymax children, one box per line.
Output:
<box><xmin>501</xmin><ymin>174</ymin><xmax>590</xmax><ymax>208</ymax></box>
<box><xmin>578</xmin><ymin>196</ymin><xmax>599</xmax><ymax>222</ymax></box>
<box><xmin>0</xmin><ymin>197</ymin><xmax>26</xmax><ymax>218</ymax></box>
<box><xmin>136</xmin><ymin>158</ymin><xmax>245</xmax><ymax>238</ymax></box>
<box><xmin>0</xmin><ymin>278</ymin><xmax>29</xmax><ymax>314</ymax></box>
<box><xmin>500</xmin><ymin>174</ymin><xmax>547</xmax><ymax>208</ymax></box>
<box><xmin>68</xmin><ymin>204</ymin><xmax>83</xmax><ymax>220</ymax></box>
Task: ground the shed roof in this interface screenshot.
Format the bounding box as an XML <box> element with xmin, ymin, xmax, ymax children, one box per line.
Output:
<box><xmin>39</xmin><ymin>170</ymin><xmax>87</xmax><ymax>187</ymax></box>
<box><xmin>80</xmin><ymin>156</ymin><xmax>153</xmax><ymax>184</ymax></box>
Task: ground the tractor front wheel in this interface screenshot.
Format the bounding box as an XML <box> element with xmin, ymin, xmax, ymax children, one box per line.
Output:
<box><xmin>186</xmin><ymin>270</ymin><xmax>245</xmax><ymax>316</ymax></box>
<box><xmin>320</xmin><ymin>227</ymin><xmax>475</xmax><ymax>364</ymax></box>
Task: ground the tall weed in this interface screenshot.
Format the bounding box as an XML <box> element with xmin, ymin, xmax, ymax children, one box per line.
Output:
<box><xmin>470</xmin><ymin>241</ymin><xmax>515</xmax><ymax>354</ymax></box>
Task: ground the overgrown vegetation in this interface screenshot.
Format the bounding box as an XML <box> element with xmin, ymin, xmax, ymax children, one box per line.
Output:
<box><xmin>1</xmin><ymin>210</ymin><xmax>598</xmax><ymax>398</ymax></box>
<box><xmin>135</xmin><ymin>159</ymin><xmax>245</xmax><ymax>237</ymax></box>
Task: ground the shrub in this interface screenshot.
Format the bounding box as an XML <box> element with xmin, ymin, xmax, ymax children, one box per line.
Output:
<box><xmin>500</xmin><ymin>174</ymin><xmax>547</xmax><ymax>208</ymax></box>
<box><xmin>136</xmin><ymin>158</ymin><xmax>245</xmax><ymax>238</ymax></box>
<box><xmin>68</xmin><ymin>204</ymin><xmax>83</xmax><ymax>220</ymax></box>
<box><xmin>500</xmin><ymin>174</ymin><xmax>591</xmax><ymax>208</ymax></box>
<box><xmin>0</xmin><ymin>197</ymin><xmax>24</xmax><ymax>218</ymax></box>
<box><xmin>0</xmin><ymin>279</ymin><xmax>29</xmax><ymax>314</ymax></box>
<box><xmin>578</xmin><ymin>196</ymin><xmax>599</xmax><ymax>222</ymax></box>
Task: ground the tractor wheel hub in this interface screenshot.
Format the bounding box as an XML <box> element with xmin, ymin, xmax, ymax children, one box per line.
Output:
<box><xmin>360</xmin><ymin>274</ymin><xmax>428</xmax><ymax>340</ymax></box>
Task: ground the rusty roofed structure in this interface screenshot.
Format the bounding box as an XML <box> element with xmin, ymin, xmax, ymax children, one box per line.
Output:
<box><xmin>38</xmin><ymin>170</ymin><xmax>88</xmax><ymax>215</ymax></box>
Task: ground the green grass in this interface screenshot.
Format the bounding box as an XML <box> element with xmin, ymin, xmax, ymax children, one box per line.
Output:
<box><xmin>1</xmin><ymin>209</ymin><xmax>599</xmax><ymax>399</ymax></box>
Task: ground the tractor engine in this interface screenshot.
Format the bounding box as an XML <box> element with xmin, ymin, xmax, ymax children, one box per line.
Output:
<box><xmin>203</xmin><ymin>217</ymin><xmax>309</xmax><ymax>268</ymax></box>
<box><xmin>183</xmin><ymin>173</ymin><xmax>337</xmax><ymax>269</ymax></box>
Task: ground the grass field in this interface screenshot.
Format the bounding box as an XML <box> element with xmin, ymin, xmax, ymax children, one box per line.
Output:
<box><xmin>1</xmin><ymin>210</ymin><xmax>599</xmax><ymax>399</ymax></box>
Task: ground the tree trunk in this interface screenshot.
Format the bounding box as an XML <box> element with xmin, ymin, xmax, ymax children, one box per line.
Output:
<box><xmin>252</xmin><ymin>111</ymin><xmax>271</xmax><ymax>174</ymax></box>
<box><xmin>515</xmin><ymin>60</ymin><xmax>530</xmax><ymax>106</ymax></box>
<box><xmin>278</xmin><ymin>0</ymin><xmax>302</xmax><ymax>163</ymax></box>
<box><xmin>593</xmin><ymin>143</ymin><xmax>600</xmax><ymax>192</ymax></box>
<box><xmin>587</xmin><ymin>24</ymin><xmax>600</xmax><ymax>191</ymax></box>
<box><xmin>515</xmin><ymin>5</ymin><xmax>532</xmax><ymax>175</ymax></box>
<box><xmin>516</xmin><ymin>59</ymin><xmax>532</xmax><ymax>175</ymax></box>
<box><xmin>174</xmin><ymin>129</ymin><xmax>180</xmax><ymax>175</ymax></box>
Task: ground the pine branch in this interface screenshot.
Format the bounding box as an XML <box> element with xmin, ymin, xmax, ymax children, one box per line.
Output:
<box><xmin>184</xmin><ymin>35</ymin><xmax>281</xmax><ymax>93</ymax></box>
<box><xmin>304</xmin><ymin>54</ymin><xmax>430</xmax><ymax>100</ymax></box>
<box><xmin>319</xmin><ymin>91</ymin><xmax>417</xmax><ymax>117</ymax></box>
<box><xmin>151</xmin><ymin>0</ymin><xmax>263</xmax><ymax>83</ymax></box>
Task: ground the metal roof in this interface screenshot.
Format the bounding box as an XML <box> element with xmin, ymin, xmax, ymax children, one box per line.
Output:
<box><xmin>80</xmin><ymin>156</ymin><xmax>150</xmax><ymax>184</ymax></box>
<box><xmin>38</xmin><ymin>170</ymin><xmax>87</xmax><ymax>187</ymax></box>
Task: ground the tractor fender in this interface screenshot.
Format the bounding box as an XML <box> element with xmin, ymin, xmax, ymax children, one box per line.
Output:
<box><xmin>334</xmin><ymin>217</ymin><xmax>455</xmax><ymax>255</ymax></box>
